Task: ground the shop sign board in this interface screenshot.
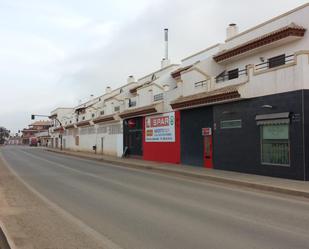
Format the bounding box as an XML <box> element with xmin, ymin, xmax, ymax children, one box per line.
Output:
<box><xmin>145</xmin><ymin>112</ymin><xmax>175</xmax><ymax>142</ymax></box>
<box><xmin>202</xmin><ymin>127</ymin><xmax>212</xmax><ymax>136</ymax></box>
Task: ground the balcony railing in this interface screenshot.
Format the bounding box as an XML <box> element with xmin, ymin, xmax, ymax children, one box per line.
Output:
<box><xmin>194</xmin><ymin>79</ymin><xmax>209</xmax><ymax>88</ymax></box>
<box><xmin>255</xmin><ymin>54</ymin><xmax>294</xmax><ymax>71</ymax></box>
<box><xmin>153</xmin><ymin>93</ymin><xmax>163</xmax><ymax>101</ymax></box>
<box><xmin>216</xmin><ymin>68</ymin><xmax>247</xmax><ymax>83</ymax></box>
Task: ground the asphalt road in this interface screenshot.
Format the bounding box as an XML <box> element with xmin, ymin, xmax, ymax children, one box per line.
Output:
<box><xmin>1</xmin><ymin>146</ymin><xmax>309</xmax><ymax>249</ymax></box>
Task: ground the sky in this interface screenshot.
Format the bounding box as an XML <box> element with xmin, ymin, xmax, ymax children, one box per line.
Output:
<box><xmin>0</xmin><ymin>0</ymin><xmax>308</xmax><ymax>133</ymax></box>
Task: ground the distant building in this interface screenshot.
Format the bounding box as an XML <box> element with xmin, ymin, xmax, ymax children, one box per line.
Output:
<box><xmin>0</xmin><ymin>127</ymin><xmax>10</xmax><ymax>144</ymax></box>
<box><xmin>21</xmin><ymin>120</ymin><xmax>52</xmax><ymax>145</ymax></box>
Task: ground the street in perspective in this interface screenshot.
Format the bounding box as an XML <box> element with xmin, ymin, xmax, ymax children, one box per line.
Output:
<box><xmin>1</xmin><ymin>1</ymin><xmax>309</xmax><ymax>249</ymax></box>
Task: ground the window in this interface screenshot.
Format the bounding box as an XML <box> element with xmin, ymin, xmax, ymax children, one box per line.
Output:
<box><xmin>100</xmin><ymin>110</ymin><xmax>104</xmax><ymax>116</ymax></box>
<box><xmin>220</xmin><ymin>120</ymin><xmax>242</xmax><ymax>129</ymax></box>
<box><xmin>154</xmin><ymin>93</ymin><xmax>163</xmax><ymax>102</ymax></box>
<box><xmin>97</xmin><ymin>125</ymin><xmax>107</xmax><ymax>134</ymax></box>
<box><xmin>80</xmin><ymin>127</ymin><xmax>88</xmax><ymax>135</ymax></box>
<box><xmin>109</xmin><ymin>124</ymin><xmax>122</xmax><ymax>134</ymax></box>
<box><xmin>88</xmin><ymin>126</ymin><xmax>96</xmax><ymax>134</ymax></box>
<box><xmin>92</xmin><ymin>113</ymin><xmax>95</xmax><ymax>118</ymax></box>
<box><xmin>261</xmin><ymin>124</ymin><xmax>290</xmax><ymax>166</ymax></box>
<box><xmin>268</xmin><ymin>54</ymin><xmax>285</xmax><ymax>69</ymax></box>
<box><xmin>228</xmin><ymin>69</ymin><xmax>239</xmax><ymax>80</ymax></box>
<box><xmin>129</xmin><ymin>99</ymin><xmax>136</xmax><ymax>107</ymax></box>
<box><xmin>114</xmin><ymin>106</ymin><xmax>120</xmax><ymax>112</ymax></box>
<box><xmin>82</xmin><ymin>116</ymin><xmax>85</xmax><ymax>120</ymax></box>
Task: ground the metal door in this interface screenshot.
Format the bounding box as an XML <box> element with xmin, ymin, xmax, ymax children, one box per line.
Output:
<box><xmin>202</xmin><ymin>128</ymin><xmax>213</xmax><ymax>168</ymax></box>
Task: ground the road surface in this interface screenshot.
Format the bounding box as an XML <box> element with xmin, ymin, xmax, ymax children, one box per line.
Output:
<box><xmin>1</xmin><ymin>146</ymin><xmax>309</xmax><ymax>249</ymax></box>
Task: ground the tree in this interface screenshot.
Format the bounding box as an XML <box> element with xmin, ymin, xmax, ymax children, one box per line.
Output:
<box><xmin>0</xmin><ymin>127</ymin><xmax>10</xmax><ymax>144</ymax></box>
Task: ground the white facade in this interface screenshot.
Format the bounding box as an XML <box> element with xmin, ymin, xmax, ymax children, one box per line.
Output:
<box><xmin>49</xmin><ymin>3</ymin><xmax>309</xmax><ymax>157</ymax></box>
<box><xmin>169</xmin><ymin>3</ymin><xmax>309</xmax><ymax>107</ymax></box>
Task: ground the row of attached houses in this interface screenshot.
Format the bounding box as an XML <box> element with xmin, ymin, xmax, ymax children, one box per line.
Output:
<box><xmin>49</xmin><ymin>3</ymin><xmax>309</xmax><ymax>181</ymax></box>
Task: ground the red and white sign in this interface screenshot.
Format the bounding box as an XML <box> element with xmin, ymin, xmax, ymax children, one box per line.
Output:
<box><xmin>127</xmin><ymin>119</ymin><xmax>136</xmax><ymax>128</ymax></box>
<box><xmin>202</xmin><ymin>127</ymin><xmax>212</xmax><ymax>136</ymax></box>
<box><xmin>149</xmin><ymin>116</ymin><xmax>170</xmax><ymax>127</ymax></box>
<box><xmin>145</xmin><ymin>112</ymin><xmax>175</xmax><ymax>142</ymax></box>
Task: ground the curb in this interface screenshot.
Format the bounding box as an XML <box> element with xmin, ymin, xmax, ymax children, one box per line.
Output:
<box><xmin>46</xmin><ymin>149</ymin><xmax>309</xmax><ymax>199</ymax></box>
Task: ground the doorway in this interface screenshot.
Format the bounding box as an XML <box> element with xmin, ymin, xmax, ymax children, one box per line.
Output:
<box><xmin>123</xmin><ymin>117</ymin><xmax>143</xmax><ymax>156</ymax></box>
<box><xmin>203</xmin><ymin>128</ymin><xmax>213</xmax><ymax>168</ymax></box>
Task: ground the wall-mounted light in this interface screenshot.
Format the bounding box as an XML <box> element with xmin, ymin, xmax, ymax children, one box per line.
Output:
<box><xmin>261</xmin><ymin>104</ymin><xmax>273</xmax><ymax>109</ymax></box>
<box><xmin>222</xmin><ymin>110</ymin><xmax>235</xmax><ymax>114</ymax></box>
<box><xmin>259</xmin><ymin>57</ymin><xmax>265</xmax><ymax>62</ymax></box>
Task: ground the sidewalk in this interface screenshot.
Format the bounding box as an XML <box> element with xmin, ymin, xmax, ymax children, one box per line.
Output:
<box><xmin>45</xmin><ymin>148</ymin><xmax>309</xmax><ymax>199</ymax></box>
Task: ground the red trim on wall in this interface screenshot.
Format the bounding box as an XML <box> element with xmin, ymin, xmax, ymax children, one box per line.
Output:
<box><xmin>143</xmin><ymin>111</ymin><xmax>181</xmax><ymax>164</ymax></box>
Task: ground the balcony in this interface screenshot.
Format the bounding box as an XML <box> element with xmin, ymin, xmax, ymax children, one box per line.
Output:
<box><xmin>255</xmin><ymin>54</ymin><xmax>294</xmax><ymax>72</ymax></box>
<box><xmin>242</xmin><ymin>51</ymin><xmax>308</xmax><ymax>99</ymax></box>
<box><xmin>194</xmin><ymin>79</ymin><xmax>210</xmax><ymax>88</ymax></box>
<box><xmin>216</xmin><ymin>68</ymin><xmax>247</xmax><ymax>83</ymax></box>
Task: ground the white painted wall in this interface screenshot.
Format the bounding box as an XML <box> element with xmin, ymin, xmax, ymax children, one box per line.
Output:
<box><xmin>62</xmin><ymin>122</ymin><xmax>123</xmax><ymax>157</ymax></box>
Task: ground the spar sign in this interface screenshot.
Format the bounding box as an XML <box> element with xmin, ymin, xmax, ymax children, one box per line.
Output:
<box><xmin>145</xmin><ymin>112</ymin><xmax>175</xmax><ymax>142</ymax></box>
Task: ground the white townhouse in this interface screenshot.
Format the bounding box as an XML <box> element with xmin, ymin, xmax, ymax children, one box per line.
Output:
<box><xmin>118</xmin><ymin>63</ymin><xmax>180</xmax><ymax>160</ymax></box>
<box><xmin>49</xmin><ymin>3</ymin><xmax>309</xmax><ymax>180</ymax></box>
<box><xmin>51</xmin><ymin>77</ymin><xmax>140</xmax><ymax>157</ymax></box>
<box><xmin>49</xmin><ymin>107</ymin><xmax>74</xmax><ymax>149</ymax></box>
<box><xmin>168</xmin><ymin>3</ymin><xmax>309</xmax><ymax>180</ymax></box>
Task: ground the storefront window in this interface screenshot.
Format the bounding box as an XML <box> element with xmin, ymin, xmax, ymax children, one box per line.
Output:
<box><xmin>220</xmin><ymin>119</ymin><xmax>242</xmax><ymax>129</ymax></box>
<box><xmin>261</xmin><ymin>124</ymin><xmax>290</xmax><ymax>166</ymax></box>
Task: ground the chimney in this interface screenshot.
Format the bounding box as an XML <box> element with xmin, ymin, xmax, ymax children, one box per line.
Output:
<box><xmin>105</xmin><ymin>86</ymin><xmax>111</xmax><ymax>94</ymax></box>
<box><xmin>127</xmin><ymin>75</ymin><xmax>135</xmax><ymax>84</ymax></box>
<box><xmin>164</xmin><ymin>28</ymin><xmax>168</xmax><ymax>60</ymax></box>
<box><xmin>226</xmin><ymin>23</ymin><xmax>239</xmax><ymax>40</ymax></box>
<box><xmin>161</xmin><ymin>28</ymin><xmax>170</xmax><ymax>68</ymax></box>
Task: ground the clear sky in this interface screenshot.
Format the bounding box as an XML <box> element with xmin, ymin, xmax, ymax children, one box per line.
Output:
<box><xmin>0</xmin><ymin>0</ymin><xmax>308</xmax><ymax>133</ymax></box>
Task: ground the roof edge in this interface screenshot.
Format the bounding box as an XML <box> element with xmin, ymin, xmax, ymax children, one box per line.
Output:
<box><xmin>225</xmin><ymin>3</ymin><xmax>309</xmax><ymax>42</ymax></box>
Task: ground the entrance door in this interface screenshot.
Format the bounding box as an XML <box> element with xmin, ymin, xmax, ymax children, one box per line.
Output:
<box><xmin>124</xmin><ymin>117</ymin><xmax>143</xmax><ymax>156</ymax></box>
<box><xmin>128</xmin><ymin>130</ymin><xmax>143</xmax><ymax>156</ymax></box>
<box><xmin>203</xmin><ymin>128</ymin><xmax>213</xmax><ymax>168</ymax></box>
